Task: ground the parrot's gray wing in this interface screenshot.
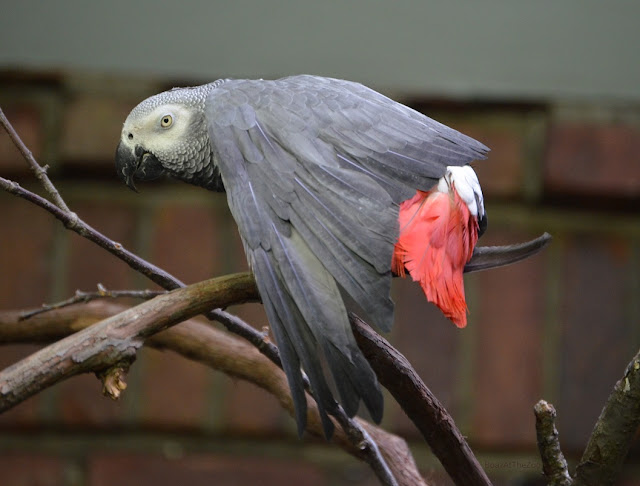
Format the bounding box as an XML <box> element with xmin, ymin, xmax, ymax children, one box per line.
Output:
<box><xmin>209</xmin><ymin>76</ymin><xmax>488</xmax><ymax>328</ymax></box>
<box><xmin>210</xmin><ymin>118</ymin><xmax>384</xmax><ymax>437</ymax></box>
<box><xmin>205</xmin><ymin>75</ymin><xmax>487</xmax><ymax>437</ymax></box>
<box><xmin>228</xmin><ymin>76</ymin><xmax>488</xmax><ymax>203</ymax></box>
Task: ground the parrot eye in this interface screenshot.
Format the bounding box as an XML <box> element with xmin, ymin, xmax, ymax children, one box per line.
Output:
<box><xmin>160</xmin><ymin>115</ymin><xmax>173</xmax><ymax>128</ymax></box>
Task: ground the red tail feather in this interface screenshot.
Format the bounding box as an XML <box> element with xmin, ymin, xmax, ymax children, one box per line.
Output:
<box><xmin>392</xmin><ymin>189</ymin><xmax>479</xmax><ymax>327</ymax></box>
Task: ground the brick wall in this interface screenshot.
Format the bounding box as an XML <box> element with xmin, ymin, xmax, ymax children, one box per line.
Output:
<box><xmin>1</xmin><ymin>71</ymin><xmax>639</xmax><ymax>485</ymax></box>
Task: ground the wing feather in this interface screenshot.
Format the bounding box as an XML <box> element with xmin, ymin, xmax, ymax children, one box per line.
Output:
<box><xmin>205</xmin><ymin>75</ymin><xmax>487</xmax><ymax>435</ymax></box>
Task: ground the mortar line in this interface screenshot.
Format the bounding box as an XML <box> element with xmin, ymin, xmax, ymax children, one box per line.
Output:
<box><xmin>542</xmin><ymin>233</ymin><xmax>565</xmax><ymax>404</ymax></box>
<box><xmin>37</xmin><ymin>221</ymin><xmax>70</xmax><ymax>424</ymax></box>
<box><xmin>454</xmin><ymin>272</ymin><xmax>480</xmax><ymax>435</ymax></box>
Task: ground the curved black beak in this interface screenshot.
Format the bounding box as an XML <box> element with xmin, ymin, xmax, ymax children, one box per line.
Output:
<box><xmin>115</xmin><ymin>141</ymin><xmax>140</xmax><ymax>192</ymax></box>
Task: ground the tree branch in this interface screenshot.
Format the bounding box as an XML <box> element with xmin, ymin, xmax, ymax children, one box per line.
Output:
<box><xmin>0</xmin><ymin>108</ymin><xmax>70</xmax><ymax>212</ymax></box>
<box><xmin>534</xmin><ymin>400</ymin><xmax>572</xmax><ymax>486</ymax></box>
<box><xmin>10</xmin><ymin>280</ymin><xmax>497</xmax><ymax>486</ymax></box>
<box><xmin>0</xmin><ymin>175</ymin><xmax>290</xmax><ymax>383</ymax></box>
<box><xmin>0</xmin><ymin>108</ymin><xmax>407</xmax><ymax>485</ymax></box>
<box><xmin>0</xmin><ymin>176</ymin><xmax>186</xmax><ymax>289</ymax></box>
<box><xmin>0</xmin><ymin>176</ymin><xmax>399</xmax><ymax>485</ymax></box>
<box><xmin>1</xmin><ymin>99</ymin><xmax>548</xmax><ymax>486</ymax></box>
<box><xmin>0</xmin><ymin>302</ymin><xmax>427</xmax><ymax>486</ymax></box>
<box><xmin>19</xmin><ymin>285</ymin><xmax>165</xmax><ymax>320</ymax></box>
<box><xmin>573</xmin><ymin>349</ymin><xmax>640</xmax><ymax>486</ymax></box>
<box><xmin>0</xmin><ymin>273</ymin><xmax>257</xmax><ymax>412</ymax></box>
<box><xmin>349</xmin><ymin>313</ymin><xmax>493</xmax><ymax>486</ymax></box>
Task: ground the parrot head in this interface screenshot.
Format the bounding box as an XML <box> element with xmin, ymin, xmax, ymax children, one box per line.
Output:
<box><xmin>115</xmin><ymin>85</ymin><xmax>218</xmax><ymax>191</ymax></box>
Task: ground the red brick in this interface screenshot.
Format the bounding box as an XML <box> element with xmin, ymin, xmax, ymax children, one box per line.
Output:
<box><xmin>0</xmin><ymin>197</ymin><xmax>55</xmax><ymax>309</ymax></box>
<box><xmin>58</xmin><ymin>372</ymin><xmax>129</xmax><ymax>427</ymax></box>
<box><xmin>425</xmin><ymin>111</ymin><xmax>532</xmax><ymax>199</ymax></box>
<box><xmin>0</xmin><ymin>453</ymin><xmax>65</xmax><ymax>486</ymax></box>
<box><xmin>138</xmin><ymin>347</ymin><xmax>210</xmax><ymax>429</ymax></box>
<box><xmin>0</xmin><ymin>344</ymin><xmax>45</xmax><ymax>427</ymax></box>
<box><xmin>67</xmin><ymin>201</ymin><xmax>138</xmax><ymax>291</ymax></box>
<box><xmin>223</xmin><ymin>377</ymin><xmax>288</xmax><ymax>434</ymax></box>
<box><xmin>557</xmin><ymin>235</ymin><xmax>633</xmax><ymax>450</ymax></box>
<box><xmin>455</xmin><ymin>120</ymin><xmax>528</xmax><ymax>198</ymax></box>
<box><xmin>470</xmin><ymin>230</ymin><xmax>546</xmax><ymax>448</ymax></box>
<box><xmin>620</xmin><ymin>479</ymin><xmax>640</xmax><ymax>486</ymax></box>
<box><xmin>0</xmin><ymin>103</ymin><xmax>44</xmax><ymax>173</ymax></box>
<box><xmin>59</xmin><ymin>95</ymin><xmax>140</xmax><ymax>164</ymax></box>
<box><xmin>88</xmin><ymin>452</ymin><xmax>327</xmax><ymax>486</ymax></box>
<box><xmin>387</xmin><ymin>277</ymin><xmax>461</xmax><ymax>437</ymax></box>
<box><xmin>545</xmin><ymin>122</ymin><xmax>640</xmax><ymax>197</ymax></box>
<box><xmin>149</xmin><ymin>205</ymin><xmax>222</xmax><ymax>284</ymax></box>
<box><xmin>0</xmin><ymin>199</ymin><xmax>57</xmax><ymax>428</ymax></box>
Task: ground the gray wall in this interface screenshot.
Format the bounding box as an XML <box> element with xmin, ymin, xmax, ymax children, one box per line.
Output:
<box><xmin>1</xmin><ymin>0</ymin><xmax>639</xmax><ymax>101</ymax></box>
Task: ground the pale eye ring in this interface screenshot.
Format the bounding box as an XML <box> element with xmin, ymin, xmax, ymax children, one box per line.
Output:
<box><xmin>160</xmin><ymin>114</ymin><xmax>173</xmax><ymax>128</ymax></box>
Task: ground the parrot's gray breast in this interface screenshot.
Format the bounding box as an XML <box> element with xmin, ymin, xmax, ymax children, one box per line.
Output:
<box><xmin>123</xmin><ymin>75</ymin><xmax>488</xmax><ymax>438</ymax></box>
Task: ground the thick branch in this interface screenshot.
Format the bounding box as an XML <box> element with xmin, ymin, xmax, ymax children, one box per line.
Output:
<box><xmin>1</xmin><ymin>144</ymin><xmax>396</xmax><ymax>484</ymax></box>
<box><xmin>0</xmin><ymin>302</ymin><xmax>427</xmax><ymax>486</ymax></box>
<box><xmin>573</xmin><ymin>349</ymin><xmax>640</xmax><ymax>486</ymax></box>
<box><xmin>0</xmin><ymin>176</ymin><xmax>290</xmax><ymax>377</ymax></box>
<box><xmin>349</xmin><ymin>313</ymin><xmax>493</xmax><ymax>486</ymax></box>
<box><xmin>2</xmin><ymin>102</ymin><xmax>545</xmax><ymax>486</ymax></box>
<box><xmin>0</xmin><ymin>274</ymin><xmax>257</xmax><ymax>412</ymax></box>
<box><xmin>534</xmin><ymin>400</ymin><xmax>572</xmax><ymax>486</ymax></box>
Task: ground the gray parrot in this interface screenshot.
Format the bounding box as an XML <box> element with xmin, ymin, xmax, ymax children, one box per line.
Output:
<box><xmin>115</xmin><ymin>75</ymin><xmax>541</xmax><ymax>438</ymax></box>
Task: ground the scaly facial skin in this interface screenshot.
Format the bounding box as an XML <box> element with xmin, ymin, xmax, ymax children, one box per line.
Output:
<box><xmin>115</xmin><ymin>86</ymin><xmax>222</xmax><ymax>192</ymax></box>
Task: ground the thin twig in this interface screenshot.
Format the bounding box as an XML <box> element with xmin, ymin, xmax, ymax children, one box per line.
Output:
<box><xmin>534</xmin><ymin>400</ymin><xmax>572</xmax><ymax>486</ymax></box>
<box><xmin>17</xmin><ymin>279</ymin><xmax>406</xmax><ymax>483</ymax></box>
<box><xmin>0</xmin><ymin>177</ymin><xmax>281</xmax><ymax>368</ymax></box>
<box><xmin>0</xmin><ymin>176</ymin><xmax>185</xmax><ymax>289</ymax></box>
<box><xmin>0</xmin><ymin>113</ymin><xmax>401</xmax><ymax>486</ymax></box>
<box><xmin>332</xmin><ymin>403</ymin><xmax>399</xmax><ymax>486</ymax></box>
<box><xmin>0</xmin><ymin>274</ymin><xmax>257</xmax><ymax>412</ymax></box>
<box><xmin>2</xmin><ymin>177</ymin><xmax>396</xmax><ymax>485</ymax></box>
<box><xmin>0</xmin><ymin>302</ymin><xmax>428</xmax><ymax>486</ymax></box>
<box><xmin>19</xmin><ymin>285</ymin><xmax>166</xmax><ymax>320</ymax></box>
<box><xmin>0</xmin><ymin>108</ymin><xmax>71</xmax><ymax>212</ymax></box>
<box><xmin>15</xmin><ymin>282</ymin><xmax>399</xmax><ymax>483</ymax></box>
<box><xmin>208</xmin><ymin>307</ymin><xmax>284</xmax><ymax>368</ymax></box>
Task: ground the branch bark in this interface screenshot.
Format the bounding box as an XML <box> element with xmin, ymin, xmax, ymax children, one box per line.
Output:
<box><xmin>573</xmin><ymin>349</ymin><xmax>640</xmax><ymax>486</ymax></box>
<box><xmin>534</xmin><ymin>400</ymin><xmax>572</xmax><ymax>486</ymax></box>
<box><xmin>1</xmin><ymin>103</ymin><xmax>401</xmax><ymax>485</ymax></box>
<box><xmin>0</xmin><ymin>166</ymin><xmax>489</xmax><ymax>486</ymax></box>
<box><xmin>350</xmin><ymin>313</ymin><xmax>493</xmax><ymax>486</ymax></box>
<box><xmin>0</xmin><ymin>273</ymin><xmax>257</xmax><ymax>412</ymax></box>
<box><xmin>1</xmin><ymin>100</ymin><xmax>545</xmax><ymax>486</ymax></box>
<box><xmin>0</xmin><ymin>108</ymin><xmax>70</xmax><ymax>212</ymax></box>
<box><xmin>0</xmin><ymin>301</ymin><xmax>427</xmax><ymax>486</ymax></box>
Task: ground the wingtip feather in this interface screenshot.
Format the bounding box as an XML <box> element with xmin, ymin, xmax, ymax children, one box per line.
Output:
<box><xmin>464</xmin><ymin>233</ymin><xmax>552</xmax><ymax>273</ymax></box>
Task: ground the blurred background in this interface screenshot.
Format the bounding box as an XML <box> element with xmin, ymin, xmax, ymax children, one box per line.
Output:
<box><xmin>0</xmin><ymin>1</ymin><xmax>639</xmax><ymax>485</ymax></box>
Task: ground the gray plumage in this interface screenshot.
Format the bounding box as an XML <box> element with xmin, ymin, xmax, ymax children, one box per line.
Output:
<box><xmin>115</xmin><ymin>75</ymin><xmax>489</xmax><ymax>438</ymax></box>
